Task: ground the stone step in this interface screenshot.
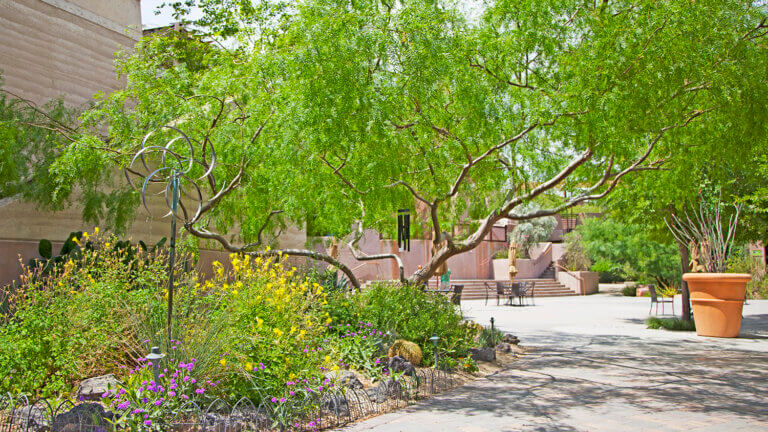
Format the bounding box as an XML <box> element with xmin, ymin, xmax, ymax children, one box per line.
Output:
<box><xmin>361</xmin><ymin>278</ymin><xmax>578</xmax><ymax>298</ymax></box>
<box><xmin>424</xmin><ymin>278</ymin><xmax>577</xmax><ymax>299</ymax></box>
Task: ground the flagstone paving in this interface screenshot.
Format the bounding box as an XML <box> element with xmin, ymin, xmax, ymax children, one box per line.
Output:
<box><xmin>343</xmin><ymin>294</ymin><xmax>768</xmax><ymax>431</ymax></box>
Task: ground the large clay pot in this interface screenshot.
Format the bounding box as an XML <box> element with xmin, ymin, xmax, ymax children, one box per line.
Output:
<box><xmin>682</xmin><ymin>273</ymin><xmax>751</xmax><ymax>338</ymax></box>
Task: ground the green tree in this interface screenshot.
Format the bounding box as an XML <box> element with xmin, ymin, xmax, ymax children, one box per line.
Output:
<box><xmin>576</xmin><ymin>218</ymin><xmax>680</xmax><ymax>285</ymax></box>
<box><xmin>4</xmin><ymin>0</ymin><xmax>768</xmax><ymax>289</ymax></box>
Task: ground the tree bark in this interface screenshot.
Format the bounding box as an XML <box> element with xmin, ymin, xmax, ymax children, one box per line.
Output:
<box><xmin>677</xmin><ymin>238</ymin><xmax>691</xmax><ymax>322</ymax></box>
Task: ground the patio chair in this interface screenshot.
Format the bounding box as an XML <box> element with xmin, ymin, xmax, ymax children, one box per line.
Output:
<box><xmin>648</xmin><ymin>284</ymin><xmax>673</xmax><ymax>316</ymax></box>
<box><xmin>484</xmin><ymin>281</ymin><xmax>495</xmax><ymax>305</ymax></box>
<box><xmin>520</xmin><ymin>281</ymin><xmax>535</xmax><ymax>306</ymax></box>
<box><xmin>495</xmin><ymin>281</ymin><xmax>509</xmax><ymax>306</ymax></box>
<box><xmin>451</xmin><ymin>284</ymin><xmax>464</xmax><ymax>306</ymax></box>
<box><xmin>510</xmin><ymin>282</ymin><xmax>523</xmax><ymax>306</ymax></box>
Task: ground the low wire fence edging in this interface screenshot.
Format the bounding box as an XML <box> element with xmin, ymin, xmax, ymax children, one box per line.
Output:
<box><xmin>1</xmin><ymin>369</ymin><xmax>459</xmax><ymax>431</ymax></box>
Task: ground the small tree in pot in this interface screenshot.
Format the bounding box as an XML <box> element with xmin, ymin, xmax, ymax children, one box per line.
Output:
<box><xmin>666</xmin><ymin>200</ymin><xmax>750</xmax><ymax>337</ymax></box>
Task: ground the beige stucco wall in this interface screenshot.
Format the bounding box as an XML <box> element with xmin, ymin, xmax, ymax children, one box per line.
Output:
<box><xmin>0</xmin><ymin>0</ymin><xmax>141</xmax><ymax>106</ymax></box>
<box><xmin>557</xmin><ymin>270</ymin><xmax>599</xmax><ymax>295</ymax></box>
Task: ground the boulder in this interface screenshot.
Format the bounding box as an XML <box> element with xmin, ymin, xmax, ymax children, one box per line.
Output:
<box><xmin>502</xmin><ymin>333</ymin><xmax>520</xmax><ymax>345</ymax></box>
<box><xmin>324</xmin><ymin>370</ymin><xmax>364</xmax><ymax>389</ymax></box>
<box><xmin>468</xmin><ymin>347</ymin><xmax>496</xmax><ymax>362</ymax></box>
<box><xmin>77</xmin><ymin>374</ymin><xmax>119</xmax><ymax>400</ymax></box>
<box><xmin>387</xmin><ymin>340</ymin><xmax>422</xmax><ymax>365</ymax></box>
<box><xmin>323</xmin><ymin>393</ymin><xmax>350</xmax><ymax>416</ymax></box>
<box><xmin>52</xmin><ymin>403</ymin><xmax>113</xmax><ymax>432</ymax></box>
<box><xmin>387</xmin><ymin>355</ymin><xmax>416</xmax><ymax>376</ymax></box>
<box><xmin>366</xmin><ymin>378</ymin><xmax>403</xmax><ymax>404</ymax></box>
<box><xmin>496</xmin><ymin>342</ymin><xmax>512</xmax><ymax>353</ymax></box>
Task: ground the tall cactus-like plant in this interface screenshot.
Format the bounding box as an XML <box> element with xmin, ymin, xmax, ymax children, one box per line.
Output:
<box><xmin>666</xmin><ymin>201</ymin><xmax>741</xmax><ymax>273</ymax></box>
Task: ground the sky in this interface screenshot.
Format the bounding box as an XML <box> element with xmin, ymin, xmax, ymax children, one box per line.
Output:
<box><xmin>141</xmin><ymin>0</ymin><xmax>202</xmax><ymax>29</ymax></box>
<box><xmin>140</xmin><ymin>0</ymin><xmax>486</xmax><ymax>29</ymax></box>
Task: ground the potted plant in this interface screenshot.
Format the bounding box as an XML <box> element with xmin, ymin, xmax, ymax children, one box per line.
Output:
<box><xmin>667</xmin><ymin>201</ymin><xmax>750</xmax><ymax>338</ymax></box>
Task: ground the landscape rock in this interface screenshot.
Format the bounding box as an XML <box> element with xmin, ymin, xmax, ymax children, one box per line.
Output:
<box><xmin>502</xmin><ymin>333</ymin><xmax>520</xmax><ymax>345</ymax></box>
<box><xmin>323</xmin><ymin>393</ymin><xmax>350</xmax><ymax>416</ymax></box>
<box><xmin>496</xmin><ymin>342</ymin><xmax>512</xmax><ymax>353</ymax></box>
<box><xmin>387</xmin><ymin>340</ymin><xmax>423</xmax><ymax>365</ymax></box>
<box><xmin>387</xmin><ymin>355</ymin><xmax>416</xmax><ymax>376</ymax></box>
<box><xmin>366</xmin><ymin>378</ymin><xmax>403</xmax><ymax>404</ymax></box>
<box><xmin>77</xmin><ymin>374</ymin><xmax>119</xmax><ymax>400</ymax></box>
<box><xmin>468</xmin><ymin>347</ymin><xmax>496</xmax><ymax>362</ymax></box>
<box><xmin>52</xmin><ymin>403</ymin><xmax>113</xmax><ymax>432</ymax></box>
<box><xmin>324</xmin><ymin>370</ymin><xmax>364</xmax><ymax>389</ymax></box>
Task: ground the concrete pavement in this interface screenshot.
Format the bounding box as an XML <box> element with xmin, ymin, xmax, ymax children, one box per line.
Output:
<box><xmin>342</xmin><ymin>294</ymin><xmax>768</xmax><ymax>431</ymax></box>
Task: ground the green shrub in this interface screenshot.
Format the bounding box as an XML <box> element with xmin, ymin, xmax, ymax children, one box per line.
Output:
<box><xmin>352</xmin><ymin>283</ymin><xmax>478</xmax><ymax>366</ymax></box>
<box><xmin>0</xmin><ymin>232</ymin><xmax>167</xmax><ymax>397</ymax></box>
<box><xmin>645</xmin><ymin>317</ymin><xmax>696</xmax><ymax>331</ymax></box>
<box><xmin>727</xmin><ymin>247</ymin><xmax>768</xmax><ymax>299</ymax></box>
<box><xmin>478</xmin><ymin>326</ymin><xmax>505</xmax><ymax>348</ymax></box>
<box><xmin>621</xmin><ymin>285</ymin><xmax>637</xmax><ymax>297</ymax></box>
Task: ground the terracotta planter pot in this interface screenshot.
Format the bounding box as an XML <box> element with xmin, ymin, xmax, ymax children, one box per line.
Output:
<box><xmin>682</xmin><ymin>273</ymin><xmax>751</xmax><ymax>338</ymax></box>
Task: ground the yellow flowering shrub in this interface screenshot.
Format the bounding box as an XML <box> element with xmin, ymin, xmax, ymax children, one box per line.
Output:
<box><xmin>201</xmin><ymin>253</ymin><xmax>331</xmax><ymax>398</ymax></box>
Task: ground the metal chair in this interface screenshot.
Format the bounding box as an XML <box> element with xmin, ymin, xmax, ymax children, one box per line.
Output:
<box><xmin>451</xmin><ymin>284</ymin><xmax>464</xmax><ymax>306</ymax></box>
<box><xmin>649</xmin><ymin>284</ymin><xmax>673</xmax><ymax>316</ymax></box>
<box><xmin>484</xmin><ymin>281</ymin><xmax>494</xmax><ymax>305</ymax></box>
<box><xmin>495</xmin><ymin>281</ymin><xmax>509</xmax><ymax>305</ymax></box>
<box><xmin>510</xmin><ymin>282</ymin><xmax>523</xmax><ymax>306</ymax></box>
<box><xmin>520</xmin><ymin>281</ymin><xmax>535</xmax><ymax>306</ymax></box>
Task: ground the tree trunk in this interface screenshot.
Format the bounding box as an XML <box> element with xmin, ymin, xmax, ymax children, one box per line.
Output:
<box><xmin>677</xmin><ymin>239</ymin><xmax>691</xmax><ymax>322</ymax></box>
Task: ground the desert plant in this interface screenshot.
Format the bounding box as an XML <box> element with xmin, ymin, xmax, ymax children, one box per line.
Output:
<box><xmin>509</xmin><ymin>203</ymin><xmax>557</xmax><ymax>258</ymax></box>
<box><xmin>388</xmin><ymin>340</ymin><xmax>423</xmax><ymax>365</ymax></box>
<box><xmin>477</xmin><ymin>326</ymin><xmax>505</xmax><ymax>348</ymax></box>
<box><xmin>666</xmin><ymin>200</ymin><xmax>742</xmax><ymax>273</ymax></box>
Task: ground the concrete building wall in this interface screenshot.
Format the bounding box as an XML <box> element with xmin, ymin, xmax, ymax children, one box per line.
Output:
<box><xmin>0</xmin><ymin>0</ymin><xmax>141</xmax><ymax>106</ymax></box>
<box><xmin>1</xmin><ymin>0</ymin><xmax>140</xmax><ymax>285</ymax></box>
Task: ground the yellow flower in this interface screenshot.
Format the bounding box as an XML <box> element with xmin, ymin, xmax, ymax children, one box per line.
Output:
<box><xmin>256</xmin><ymin>317</ymin><xmax>264</xmax><ymax>328</ymax></box>
<box><xmin>219</xmin><ymin>358</ymin><xmax>226</xmax><ymax>366</ymax></box>
<box><xmin>289</xmin><ymin>373</ymin><xmax>296</xmax><ymax>380</ymax></box>
<box><xmin>299</xmin><ymin>329</ymin><xmax>306</xmax><ymax>338</ymax></box>
<box><xmin>290</xmin><ymin>326</ymin><xmax>297</xmax><ymax>334</ymax></box>
<box><xmin>104</xmin><ymin>242</ymin><xmax>111</xmax><ymax>248</ymax></box>
<box><xmin>332</xmin><ymin>364</ymin><xmax>340</xmax><ymax>371</ymax></box>
<box><xmin>245</xmin><ymin>362</ymin><xmax>253</xmax><ymax>370</ymax></box>
<box><xmin>273</xmin><ymin>328</ymin><xmax>283</xmax><ymax>337</ymax></box>
<box><xmin>325</xmin><ymin>317</ymin><xmax>332</xmax><ymax>325</ymax></box>
<box><xmin>324</xmin><ymin>355</ymin><xmax>330</xmax><ymax>363</ymax></box>
<box><xmin>93</xmin><ymin>227</ymin><xmax>99</xmax><ymax>235</ymax></box>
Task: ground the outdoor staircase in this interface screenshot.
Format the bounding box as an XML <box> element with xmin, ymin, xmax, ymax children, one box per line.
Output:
<box><xmin>539</xmin><ymin>262</ymin><xmax>556</xmax><ymax>279</ymax></box>
<box><xmin>425</xmin><ymin>277</ymin><xmax>576</xmax><ymax>300</ymax></box>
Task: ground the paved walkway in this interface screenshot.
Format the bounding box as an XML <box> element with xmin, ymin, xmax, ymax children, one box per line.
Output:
<box><xmin>343</xmin><ymin>294</ymin><xmax>768</xmax><ymax>431</ymax></box>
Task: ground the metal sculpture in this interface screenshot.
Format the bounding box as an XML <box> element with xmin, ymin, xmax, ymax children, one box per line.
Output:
<box><xmin>397</xmin><ymin>208</ymin><xmax>410</xmax><ymax>251</ymax></box>
<box><xmin>124</xmin><ymin>126</ymin><xmax>214</xmax><ymax>344</ymax></box>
